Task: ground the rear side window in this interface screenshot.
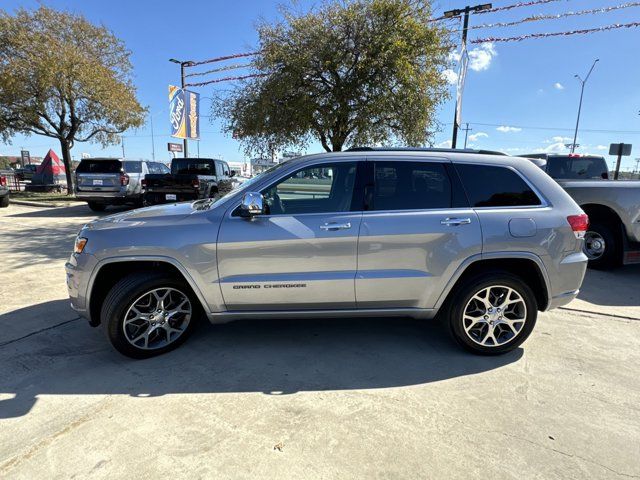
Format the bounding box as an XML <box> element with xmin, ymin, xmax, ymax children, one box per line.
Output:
<box><xmin>76</xmin><ymin>160</ymin><xmax>122</xmax><ymax>174</ymax></box>
<box><xmin>455</xmin><ymin>164</ymin><xmax>542</xmax><ymax>207</ymax></box>
<box><xmin>123</xmin><ymin>161</ymin><xmax>142</xmax><ymax>173</ymax></box>
<box><xmin>372</xmin><ymin>161</ymin><xmax>452</xmax><ymax>211</ymax></box>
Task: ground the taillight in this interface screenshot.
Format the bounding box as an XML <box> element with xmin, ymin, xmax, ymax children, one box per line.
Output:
<box><xmin>120</xmin><ymin>173</ymin><xmax>129</xmax><ymax>186</ymax></box>
<box><xmin>0</xmin><ymin>176</ymin><xmax>6</xmax><ymax>187</ymax></box>
<box><xmin>141</xmin><ymin>178</ymin><xmax>147</xmax><ymax>188</ymax></box>
<box><xmin>192</xmin><ymin>178</ymin><xmax>200</xmax><ymax>189</ymax></box>
<box><xmin>567</xmin><ymin>214</ymin><xmax>589</xmax><ymax>238</ymax></box>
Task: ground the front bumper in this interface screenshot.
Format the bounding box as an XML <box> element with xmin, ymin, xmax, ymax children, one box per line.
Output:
<box><xmin>65</xmin><ymin>252</ymin><xmax>98</xmax><ymax>321</ymax></box>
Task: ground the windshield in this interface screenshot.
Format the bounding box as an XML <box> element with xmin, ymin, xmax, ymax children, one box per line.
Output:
<box><xmin>172</xmin><ymin>159</ymin><xmax>215</xmax><ymax>176</ymax></box>
<box><xmin>546</xmin><ymin>156</ymin><xmax>608</xmax><ymax>180</ymax></box>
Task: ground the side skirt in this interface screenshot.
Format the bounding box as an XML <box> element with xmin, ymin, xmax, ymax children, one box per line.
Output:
<box><xmin>206</xmin><ymin>308</ymin><xmax>436</xmax><ymax>324</ymax></box>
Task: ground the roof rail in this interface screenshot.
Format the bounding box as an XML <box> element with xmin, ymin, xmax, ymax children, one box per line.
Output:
<box><xmin>345</xmin><ymin>147</ymin><xmax>506</xmax><ymax>156</ymax></box>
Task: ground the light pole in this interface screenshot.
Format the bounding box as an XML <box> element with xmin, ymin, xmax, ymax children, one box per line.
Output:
<box><xmin>571</xmin><ymin>58</ymin><xmax>599</xmax><ymax>154</ymax></box>
<box><xmin>445</xmin><ymin>3</ymin><xmax>492</xmax><ymax>149</ymax></box>
<box><xmin>169</xmin><ymin>58</ymin><xmax>194</xmax><ymax>157</ymax></box>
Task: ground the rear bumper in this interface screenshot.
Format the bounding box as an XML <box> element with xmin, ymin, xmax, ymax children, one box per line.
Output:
<box><xmin>76</xmin><ymin>191</ymin><xmax>140</xmax><ymax>204</ymax></box>
<box><xmin>144</xmin><ymin>191</ymin><xmax>199</xmax><ymax>205</ymax></box>
<box><xmin>544</xmin><ymin>251</ymin><xmax>588</xmax><ymax>311</ymax></box>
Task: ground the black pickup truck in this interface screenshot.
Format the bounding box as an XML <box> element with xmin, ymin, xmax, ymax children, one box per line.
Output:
<box><xmin>142</xmin><ymin>158</ymin><xmax>235</xmax><ymax>206</ymax></box>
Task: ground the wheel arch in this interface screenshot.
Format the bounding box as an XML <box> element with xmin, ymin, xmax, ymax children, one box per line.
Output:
<box><xmin>86</xmin><ymin>257</ymin><xmax>210</xmax><ymax>326</ymax></box>
<box><xmin>436</xmin><ymin>254</ymin><xmax>551</xmax><ymax>312</ymax></box>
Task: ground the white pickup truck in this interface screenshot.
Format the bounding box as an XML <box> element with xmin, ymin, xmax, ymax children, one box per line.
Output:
<box><xmin>521</xmin><ymin>153</ymin><xmax>640</xmax><ymax>269</ymax></box>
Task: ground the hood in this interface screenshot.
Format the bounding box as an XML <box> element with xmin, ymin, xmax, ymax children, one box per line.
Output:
<box><xmin>84</xmin><ymin>200</ymin><xmax>213</xmax><ymax>231</ymax></box>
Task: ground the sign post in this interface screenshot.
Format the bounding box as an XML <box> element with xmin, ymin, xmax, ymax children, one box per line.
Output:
<box><xmin>609</xmin><ymin>143</ymin><xmax>632</xmax><ymax>180</ymax></box>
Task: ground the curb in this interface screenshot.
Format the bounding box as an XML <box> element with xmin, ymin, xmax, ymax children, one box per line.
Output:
<box><xmin>9</xmin><ymin>199</ymin><xmax>83</xmax><ymax>208</ymax></box>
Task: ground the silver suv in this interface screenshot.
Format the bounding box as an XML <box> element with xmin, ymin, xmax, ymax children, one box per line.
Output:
<box><xmin>66</xmin><ymin>149</ymin><xmax>589</xmax><ymax>358</ymax></box>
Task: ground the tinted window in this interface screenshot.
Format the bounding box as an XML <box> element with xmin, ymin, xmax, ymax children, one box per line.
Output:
<box><xmin>76</xmin><ymin>159</ymin><xmax>122</xmax><ymax>174</ymax></box>
<box><xmin>261</xmin><ymin>162</ymin><xmax>357</xmax><ymax>215</ymax></box>
<box><xmin>372</xmin><ymin>161</ymin><xmax>452</xmax><ymax>211</ymax></box>
<box><xmin>172</xmin><ymin>159</ymin><xmax>215</xmax><ymax>176</ymax></box>
<box><xmin>456</xmin><ymin>164</ymin><xmax>541</xmax><ymax>207</ymax></box>
<box><xmin>155</xmin><ymin>162</ymin><xmax>170</xmax><ymax>174</ymax></box>
<box><xmin>123</xmin><ymin>161</ymin><xmax>142</xmax><ymax>173</ymax></box>
<box><xmin>546</xmin><ymin>156</ymin><xmax>608</xmax><ymax>179</ymax></box>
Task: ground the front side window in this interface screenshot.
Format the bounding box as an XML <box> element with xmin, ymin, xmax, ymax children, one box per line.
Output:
<box><xmin>455</xmin><ymin>164</ymin><xmax>542</xmax><ymax>207</ymax></box>
<box><xmin>123</xmin><ymin>161</ymin><xmax>142</xmax><ymax>173</ymax></box>
<box><xmin>371</xmin><ymin>161</ymin><xmax>452</xmax><ymax>211</ymax></box>
<box><xmin>261</xmin><ymin>162</ymin><xmax>357</xmax><ymax>215</ymax></box>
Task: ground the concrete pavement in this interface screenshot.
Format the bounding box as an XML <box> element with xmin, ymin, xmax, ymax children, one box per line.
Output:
<box><xmin>1</xmin><ymin>203</ymin><xmax>639</xmax><ymax>479</ymax></box>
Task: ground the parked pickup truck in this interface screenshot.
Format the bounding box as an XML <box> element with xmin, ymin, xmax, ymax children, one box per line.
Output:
<box><xmin>142</xmin><ymin>157</ymin><xmax>235</xmax><ymax>206</ymax></box>
<box><xmin>520</xmin><ymin>153</ymin><xmax>640</xmax><ymax>269</ymax></box>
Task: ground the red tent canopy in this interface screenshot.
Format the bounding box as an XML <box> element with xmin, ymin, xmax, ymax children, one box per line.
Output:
<box><xmin>36</xmin><ymin>149</ymin><xmax>66</xmax><ymax>176</ymax></box>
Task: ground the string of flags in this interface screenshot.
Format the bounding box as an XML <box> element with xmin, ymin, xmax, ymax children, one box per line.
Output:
<box><xmin>472</xmin><ymin>21</ymin><xmax>640</xmax><ymax>43</ymax></box>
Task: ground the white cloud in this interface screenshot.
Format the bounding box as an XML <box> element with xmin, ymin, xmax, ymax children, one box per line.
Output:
<box><xmin>551</xmin><ymin>136</ymin><xmax>572</xmax><ymax>143</ymax></box>
<box><xmin>442</xmin><ymin>69</ymin><xmax>458</xmax><ymax>85</ymax></box>
<box><xmin>496</xmin><ymin>126</ymin><xmax>522</xmax><ymax>133</ymax></box>
<box><xmin>468</xmin><ymin>132</ymin><xmax>488</xmax><ymax>142</ymax></box>
<box><xmin>534</xmin><ymin>142</ymin><xmax>569</xmax><ymax>154</ymax></box>
<box><xmin>468</xmin><ymin>43</ymin><xmax>496</xmax><ymax>72</ymax></box>
<box><xmin>595</xmin><ymin>145</ymin><xmax>608</xmax><ymax>151</ymax></box>
<box><xmin>504</xmin><ymin>148</ymin><xmax>522</xmax><ymax>152</ymax></box>
<box><xmin>554</xmin><ymin>82</ymin><xmax>565</xmax><ymax>90</ymax></box>
<box><xmin>435</xmin><ymin>140</ymin><xmax>452</xmax><ymax>148</ymax></box>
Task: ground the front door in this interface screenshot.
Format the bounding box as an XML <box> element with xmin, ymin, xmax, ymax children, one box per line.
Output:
<box><xmin>217</xmin><ymin>160</ymin><xmax>363</xmax><ymax>311</ymax></box>
<box><xmin>356</xmin><ymin>158</ymin><xmax>482</xmax><ymax>310</ymax></box>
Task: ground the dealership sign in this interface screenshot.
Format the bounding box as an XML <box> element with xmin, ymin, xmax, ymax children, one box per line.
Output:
<box><xmin>168</xmin><ymin>85</ymin><xmax>200</xmax><ymax>140</ymax></box>
<box><xmin>168</xmin><ymin>142</ymin><xmax>183</xmax><ymax>153</ymax></box>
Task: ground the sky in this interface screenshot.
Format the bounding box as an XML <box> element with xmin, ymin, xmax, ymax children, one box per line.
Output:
<box><xmin>1</xmin><ymin>0</ymin><xmax>639</xmax><ymax>171</ymax></box>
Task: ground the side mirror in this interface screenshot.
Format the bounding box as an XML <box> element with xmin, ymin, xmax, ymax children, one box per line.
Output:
<box><xmin>229</xmin><ymin>170</ymin><xmax>236</xmax><ymax>178</ymax></box>
<box><xmin>239</xmin><ymin>192</ymin><xmax>264</xmax><ymax>217</ymax></box>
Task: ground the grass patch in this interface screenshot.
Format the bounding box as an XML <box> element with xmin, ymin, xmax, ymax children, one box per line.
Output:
<box><xmin>11</xmin><ymin>191</ymin><xmax>80</xmax><ymax>202</ymax></box>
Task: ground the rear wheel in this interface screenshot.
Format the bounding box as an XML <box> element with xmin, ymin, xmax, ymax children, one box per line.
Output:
<box><xmin>0</xmin><ymin>195</ymin><xmax>9</xmax><ymax>208</ymax></box>
<box><xmin>100</xmin><ymin>272</ymin><xmax>200</xmax><ymax>359</ymax></box>
<box><xmin>584</xmin><ymin>222</ymin><xmax>620</xmax><ymax>270</ymax></box>
<box><xmin>446</xmin><ymin>272</ymin><xmax>537</xmax><ymax>355</ymax></box>
<box><xmin>87</xmin><ymin>201</ymin><xmax>106</xmax><ymax>212</ymax></box>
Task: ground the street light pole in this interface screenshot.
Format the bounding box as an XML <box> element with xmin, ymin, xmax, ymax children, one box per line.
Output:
<box><xmin>169</xmin><ymin>58</ymin><xmax>194</xmax><ymax>157</ymax></box>
<box><xmin>445</xmin><ymin>3</ymin><xmax>492</xmax><ymax>149</ymax></box>
<box><xmin>571</xmin><ymin>59</ymin><xmax>599</xmax><ymax>154</ymax></box>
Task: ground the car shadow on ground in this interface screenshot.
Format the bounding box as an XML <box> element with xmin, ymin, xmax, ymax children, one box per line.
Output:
<box><xmin>0</xmin><ymin>299</ymin><xmax>523</xmax><ymax>419</ymax></box>
<box><xmin>7</xmin><ymin>203</ymin><xmax>130</xmax><ymax>219</ymax></box>
<box><xmin>577</xmin><ymin>264</ymin><xmax>640</xmax><ymax>307</ymax></box>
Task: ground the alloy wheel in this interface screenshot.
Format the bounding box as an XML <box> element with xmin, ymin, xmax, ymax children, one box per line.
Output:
<box><xmin>462</xmin><ymin>285</ymin><xmax>527</xmax><ymax>347</ymax></box>
<box><xmin>122</xmin><ymin>288</ymin><xmax>192</xmax><ymax>350</ymax></box>
<box><xmin>584</xmin><ymin>231</ymin><xmax>606</xmax><ymax>260</ymax></box>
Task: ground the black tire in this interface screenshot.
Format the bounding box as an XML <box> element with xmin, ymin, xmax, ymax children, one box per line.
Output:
<box><xmin>584</xmin><ymin>222</ymin><xmax>620</xmax><ymax>270</ymax></box>
<box><xmin>100</xmin><ymin>272</ymin><xmax>201</xmax><ymax>359</ymax></box>
<box><xmin>0</xmin><ymin>195</ymin><xmax>9</xmax><ymax>208</ymax></box>
<box><xmin>87</xmin><ymin>201</ymin><xmax>106</xmax><ymax>212</ymax></box>
<box><xmin>445</xmin><ymin>271</ymin><xmax>538</xmax><ymax>355</ymax></box>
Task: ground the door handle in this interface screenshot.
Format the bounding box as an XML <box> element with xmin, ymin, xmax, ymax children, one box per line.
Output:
<box><xmin>440</xmin><ymin>217</ymin><xmax>471</xmax><ymax>226</ymax></box>
<box><xmin>320</xmin><ymin>222</ymin><xmax>352</xmax><ymax>231</ymax></box>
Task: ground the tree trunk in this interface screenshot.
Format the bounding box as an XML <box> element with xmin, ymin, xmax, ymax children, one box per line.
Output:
<box><xmin>59</xmin><ymin>138</ymin><xmax>74</xmax><ymax>195</ymax></box>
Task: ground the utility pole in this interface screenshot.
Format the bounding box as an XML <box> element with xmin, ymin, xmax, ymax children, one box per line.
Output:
<box><xmin>150</xmin><ymin>114</ymin><xmax>156</xmax><ymax>161</ymax></box>
<box><xmin>461</xmin><ymin>123</ymin><xmax>472</xmax><ymax>149</ymax></box>
<box><xmin>121</xmin><ymin>136</ymin><xmax>125</xmax><ymax>158</ymax></box>
<box><xmin>169</xmin><ymin>58</ymin><xmax>194</xmax><ymax>157</ymax></box>
<box><xmin>571</xmin><ymin>59</ymin><xmax>599</xmax><ymax>153</ymax></box>
<box><xmin>634</xmin><ymin>158</ymin><xmax>640</xmax><ymax>173</ymax></box>
<box><xmin>445</xmin><ymin>3</ymin><xmax>492</xmax><ymax>149</ymax></box>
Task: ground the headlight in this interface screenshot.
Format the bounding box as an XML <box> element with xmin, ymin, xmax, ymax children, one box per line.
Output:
<box><xmin>74</xmin><ymin>237</ymin><xmax>88</xmax><ymax>254</ymax></box>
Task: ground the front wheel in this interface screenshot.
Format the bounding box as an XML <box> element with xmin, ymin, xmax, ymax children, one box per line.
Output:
<box><xmin>446</xmin><ymin>272</ymin><xmax>537</xmax><ymax>355</ymax></box>
<box><xmin>100</xmin><ymin>273</ymin><xmax>200</xmax><ymax>358</ymax></box>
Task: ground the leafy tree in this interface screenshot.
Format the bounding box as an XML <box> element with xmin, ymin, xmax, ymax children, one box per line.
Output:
<box><xmin>216</xmin><ymin>0</ymin><xmax>450</xmax><ymax>155</ymax></box>
<box><xmin>0</xmin><ymin>6</ymin><xmax>146</xmax><ymax>192</ymax></box>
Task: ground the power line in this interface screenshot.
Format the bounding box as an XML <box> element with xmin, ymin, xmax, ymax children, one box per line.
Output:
<box><xmin>472</xmin><ymin>21</ymin><xmax>640</xmax><ymax>43</ymax></box>
<box><xmin>469</xmin><ymin>2</ymin><xmax>640</xmax><ymax>30</ymax></box>
<box><xmin>187</xmin><ymin>51</ymin><xmax>258</xmax><ymax>68</ymax></box>
<box><xmin>185</xmin><ymin>63</ymin><xmax>252</xmax><ymax>78</ymax></box>
<box><xmin>185</xmin><ymin>73</ymin><xmax>268</xmax><ymax>88</ymax></box>
<box><xmin>474</xmin><ymin>0</ymin><xmax>564</xmax><ymax>15</ymax></box>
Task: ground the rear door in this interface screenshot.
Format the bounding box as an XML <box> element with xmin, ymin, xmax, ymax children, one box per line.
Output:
<box><xmin>75</xmin><ymin>159</ymin><xmax>123</xmax><ymax>193</ymax></box>
<box><xmin>217</xmin><ymin>159</ymin><xmax>364</xmax><ymax>311</ymax></box>
<box><xmin>355</xmin><ymin>158</ymin><xmax>482</xmax><ymax>309</ymax></box>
